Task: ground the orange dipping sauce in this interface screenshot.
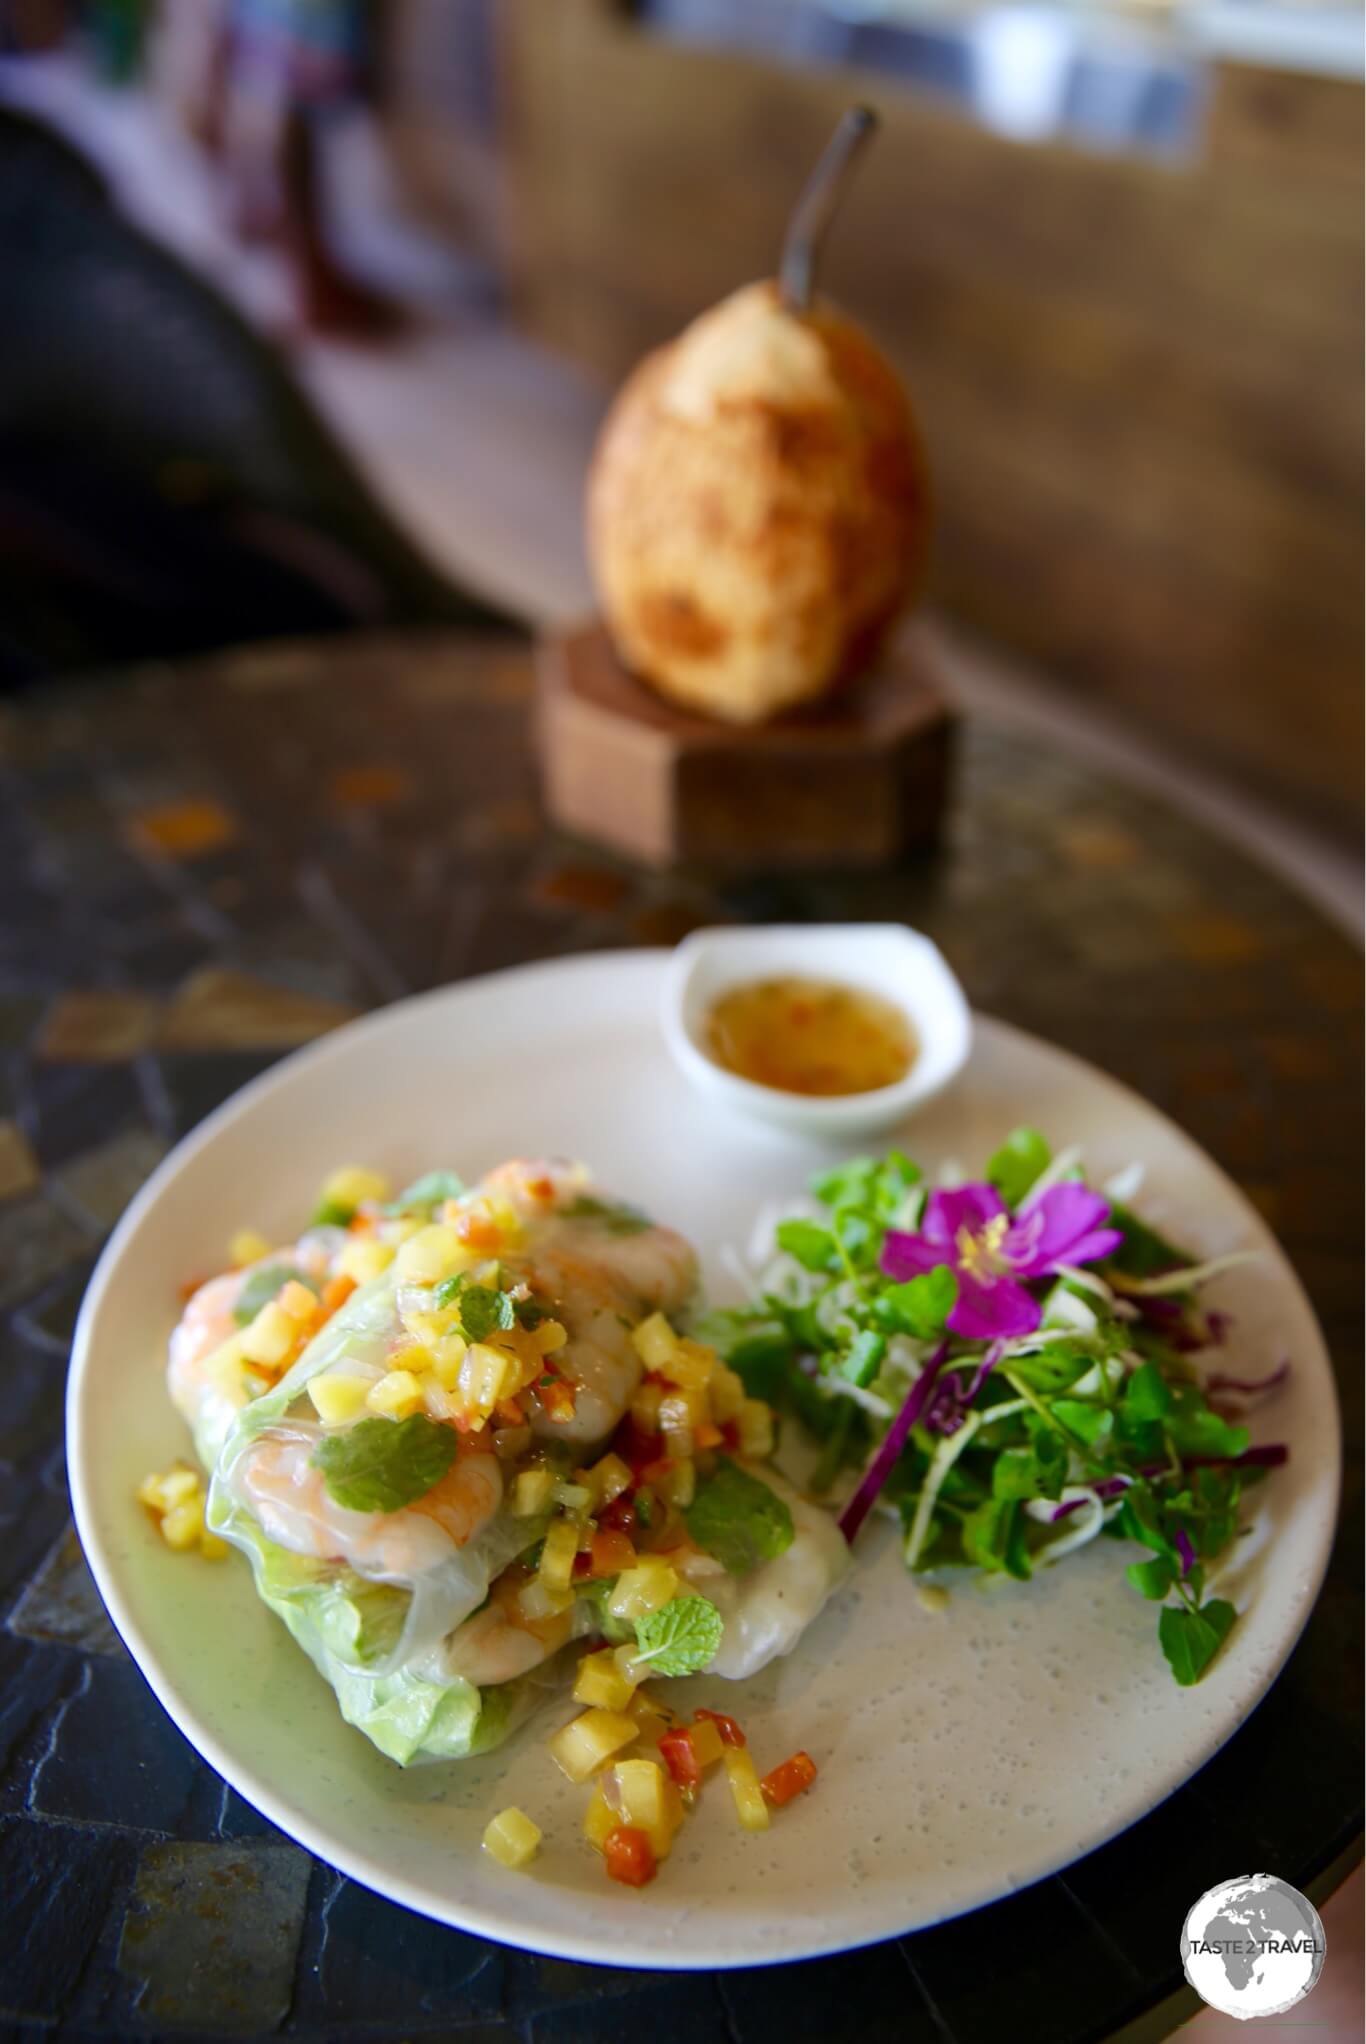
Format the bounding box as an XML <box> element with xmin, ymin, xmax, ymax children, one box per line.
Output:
<box><xmin>704</xmin><ymin>976</ymin><xmax>916</xmax><ymax>1098</ymax></box>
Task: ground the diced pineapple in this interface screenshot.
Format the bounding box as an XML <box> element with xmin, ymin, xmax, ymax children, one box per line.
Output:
<box><xmin>659</xmin><ymin>1458</ymin><xmax>696</xmax><ymax>1510</ymax></box>
<box><xmin>578</xmin><ymin>1452</ymin><xmax>632</xmax><ymax>1512</ymax></box>
<box><xmin>517</xmin><ymin>1576</ymin><xmax>572</xmax><ymax>1621</ymax></box>
<box><xmin>608</xmin><ymin>1558</ymin><xmax>679</xmax><ymax>1621</ymax></box>
<box><xmin>395</xmin><ymin>1224</ymin><xmax>466</xmax><ymax>1286</ymax></box>
<box><xmin>239</xmin><ymin>1301</ymin><xmax>296</xmax><ymax>1368</ymax></box>
<box><xmin>631</xmin><ymin>1312</ymin><xmax>680</xmax><ymax>1371</ymax></box>
<box><xmin>626</xmin><ymin>1688</ymin><xmax>678</xmax><ymax>1745</ymax></box>
<box><xmin>574</xmin><ymin>1647</ymin><xmax>638</xmax><ymax>1712</ymax></box>
<box><xmin>160</xmin><ymin>1495</ymin><xmax>206</xmax><ymax>1551</ymax></box>
<box><xmin>630</xmin><ymin>1380</ymin><xmax>666</xmax><ymax>1435</ymax></box>
<box><xmin>582</xmin><ymin>1786</ymin><xmax>616</xmax><ymax>1852</ymax></box>
<box><xmin>277</xmin><ymin>1279</ymin><xmax>320</xmax><ymax>1324</ymax></box>
<box><xmin>459</xmin><ymin>1341</ymin><xmax>510</xmax><ymax>1421</ymax></box>
<box><xmin>548</xmin><ymin>1708</ymin><xmax>638</xmax><ymax>1783</ymax></box>
<box><xmin>512</xmin><ymin>1468</ymin><xmax>557</xmax><ymax>1517</ymax></box>
<box><xmin>724</xmin><ymin>1746</ymin><xmax>771</xmax><ymax>1831</ymax></box>
<box><xmin>337</xmin><ymin>1237</ymin><xmax>395</xmax><ymax>1286</ymax></box>
<box><xmin>538</xmin><ymin>1516</ymin><xmax>581</xmax><ymax>1597</ymax></box>
<box><xmin>202</xmin><ymin>1335</ymin><xmax>250</xmax><ymax>1396</ymax></box>
<box><xmin>229</xmin><ymin>1228</ymin><xmax>271</xmax><ymax>1268</ymax></box>
<box><xmin>554</xmin><ymin>1480</ymin><xmax>593</xmax><ymax>1516</ymax></box>
<box><xmin>426</xmin><ymin>1336</ymin><xmax>468</xmax><ymax>1390</ymax></box>
<box><xmin>532</xmin><ymin>1319</ymin><xmax>567</xmax><ymax>1354</ymax></box>
<box><xmin>658</xmin><ymin>1338</ymin><xmax>716</xmax><ymax>1393</ymax></box>
<box><xmin>308</xmin><ymin>1372</ymin><xmax>375</xmax><ymax>1425</ymax></box>
<box><xmin>708</xmin><ymin>1362</ymin><xmax>746</xmax><ymax>1423</ymax></box>
<box><xmin>365</xmin><ymin>1369</ymin><xmax>424</xmax><ymax>1419</ymax></box>
<box><xmin>160</xmin><ymin>1468</ymin><xmax>201</xmax><ymax>1510</ymax></box>
<box><xmin>421</xmin><ymin>1379</ymin><xmax>464</xmax><ymax>1423</ymax></box>
<box><xmin>687</xmin><ymin>1716</ymin><xmax>725</xmax><ymax>1772</ymax></box>
<box><xmin>321</xmin><ymin>1165</ymin><xmax>390</xmax><ymax>1212</ymax></box>
<box><xmin>608</xmin><ymin>1757</ymin><xmax>681</xmax><ymax>1859</ymax></box>
<box><xmin>200</xmin><ymin>1529</ymin><xmax>230</xmax><ymax>1561</ymax></box>
<box><xmin>482</xmin><ymin>1806</ymin><xmax>541</xmax><ymax>1870</ymax></box>
<box><xmin>738</xmin><ymin>1398</ymin><xmax>775</xmax><ymax>1459</ymax></box>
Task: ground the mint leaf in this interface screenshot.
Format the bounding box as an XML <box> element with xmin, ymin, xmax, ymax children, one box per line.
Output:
<box><xmin>562</xmin><ymin>1194</ymin><xmax>652</xmax><ymax>1235</ymax></box>
<box><xmin>388</xmin><ymin>1170</ymin><xmax>464</xmax><ymax>1216</ymax></box>
<box><xmin>878</xmin><ymin>1265</ymin><xmax>957</xmax><ymax>1339</ymax></box>
<box><xmin>234</xmin><ymin>1264</ymin><xmax>316</xmax><ymax>1326</ymax></box>
<box><xmin>986</xmin><ymin>1128</ymin><xmax>1051</xmax><ymax>1208</ymax></box>
<box><xmin>775</xmin><ymin>1219</ymin><xmax>839</xmax><ymax>1273</ymax></box>
<box><xmin>684</xmin><ymin>1457</ymin><xmax>794</xmax><ymax>1576</ymax></box>
<box><xmin>313</xmin><ymin>1199</ymin><xmax>354</xmax><ymax>1228</ymax></box>
<box><xmin>456</xmin><ymin>1284</ymin><xmax>516</xmax><ymax>1342</ymax></box>
<box><xmin>1127</xmin><ymin>1555</ymin><xmax>1176</xmax><ymax>1600</ymax></box>
<box><xmin>632</xmin><ymin>1595</ymin><xmax>723</xmax><ymax>1676</ymax></box>
<box><xmin>311</xmin><ymin>1414</ymin><xmax>456</xmax><ymax>1514</ymax></box>
<box><xmin>574</xmin><ymin>1575</ymin><xmax>635</xmax><ymax>1645</ymax></box>
<box><xmin>1159</xmin><ymin>1598</ymin><xmax>1235</xmax><ymax>1685</ymax></box>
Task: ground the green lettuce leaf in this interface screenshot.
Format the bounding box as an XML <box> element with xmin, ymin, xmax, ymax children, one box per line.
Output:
<box><xmin>986</xmin><ymin>1128</ymin><xmax>1051</xmax><ymax>1208</ymax></box>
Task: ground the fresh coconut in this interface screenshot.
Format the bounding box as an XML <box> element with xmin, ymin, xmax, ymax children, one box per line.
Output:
<box><xmin>587</xmin><ymin>278</ymin><xmax>928</xmax><ymax>723</ymax></box>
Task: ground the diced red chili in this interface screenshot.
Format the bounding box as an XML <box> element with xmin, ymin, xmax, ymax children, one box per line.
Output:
<box><xmin>694</xmin><ymin>1421</ymin><xmax>724</xmax><ymax>1451</ymax></box>
<box><xmin>720</xmin><ymin>1420</ymin><xmax>741</xmax><ymax>1453</ymax></box>
<box><xmin>589</xmin><ymin>1528</ymin><xmax>637</xmax><ymax>1577</ymax></box>
<box><xmin>657</xmin><ymin>1727</ymin><xmax>703</xmax><ymax>1790</ymax></box>
<box><xmin>603</xmin><ymin>1825</ymin><xmax>656</xmax><ymax>1887</ymax></box>
<box><xmin>636</xmin><ymin>1457</ymin><xmax>674</xmax><ymax>1489</ymax></box>
<box><xmin>616</xmin><ymin>1421</ymin><xmax>664</xmax><ymax>1474</ymax></box>
<box><xmin>598</xmin><ymin>1493</ymin><xmax>637</xmax><ymax>1537</ymax></box>
<box><xmin>694</xmin><ymin>1707</ymin><xmax>746</xmax><ymax>1748</ymax></box>
<box><xmin>760</xmin><ymin>1751</ymin><xmax>818</xmax><ymax>1808</ymax></box>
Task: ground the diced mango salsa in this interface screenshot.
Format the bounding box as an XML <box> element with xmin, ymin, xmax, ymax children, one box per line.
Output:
<box><xmin>723</xmin><ymin>1746</ymin><xmax>771</xmax><ymax>1832</ymax></box>
<box><xmin>308</xmin><ymin>1372</ymin><xmax>374</xmax><ymax>1425</ymax></box>
<box><xmin>482</xmin><ymin>1806</ymin><xmax>542</xmax><ymax>1870</ymax></box>
<box><xmin>548</xmin><ymin>1708</ymin><xmax>638</xmax><ymax>1783</ymax></box>
<box><xmin>228</xmin><ymin>1228</ymin><xmax>271</xmax><ymax>1268</ymax></box>
<box><xmin>320</xmin><ymin>1165</ymin><xmax>390</xmax><ymax>1212</ymax></box>
<box><xmin>337</xmin><ymin>1237</ymin><xmax>395</xmax><ymax>1286</ymax></box>
<box><xmin>239</xmin><ymin>1300</ymin><xmax>297</xmax><ymax>1369</ymax></box>
<box><xmin>137</xmin><ymin>1463</ymin><xmax>226</xmax><ymax>1561</ymax></box>
<box><xmin>395</xmin><ymin>1224</ymin><xmax>466</xmax><ymax>1286</ymax></box>
<box><xmin>574</xmin><ymin>1648</ymin><xmax>638</xmax><ymax>1713</ymax></box>
<box><xmin>365</xmin><ymin>1369</ymin><xmax>424</xmax><ymax>1419</ymax></box>
<box><xmin>537</xmin><ymin>1517</ymin><xmax>580</xmax><ymax>1598</ymax></box>
<box><xmin>511</xmin><ymin>1468</ymin><xmax>557</xmax><ymax>1517</ymax></box>
<box><xmin>608</xmin><ymin>1557</ymin><xmax>679</xmax><ymax>1621</ymax></box>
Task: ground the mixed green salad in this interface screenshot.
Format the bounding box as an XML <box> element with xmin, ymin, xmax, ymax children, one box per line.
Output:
<box><xmin>699</xmin><ymin>1131</ymin><xmax>1289</xmax><ymax>1687</ymax></box>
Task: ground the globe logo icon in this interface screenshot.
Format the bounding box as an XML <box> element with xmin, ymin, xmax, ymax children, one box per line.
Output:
<box><xmin>1181</xmin><ymin>1874</ymin><xmax>1326</xmax><ymax>2020</ymax></box>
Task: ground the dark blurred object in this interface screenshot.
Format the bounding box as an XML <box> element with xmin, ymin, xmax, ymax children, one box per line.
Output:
<box><xmin>500</xmin><ymin>1</ymin><xmax>1364</xmax><ymax>839</ymax></box>
<box><xmin>0</xmin><ymin>0</ymin><xmax>69</xmax><ymax>56</ymax></box>
<box><xmin>0</xmin><ymin>107</ymin><xmax>509</xmax><ymax>682</ymax></box>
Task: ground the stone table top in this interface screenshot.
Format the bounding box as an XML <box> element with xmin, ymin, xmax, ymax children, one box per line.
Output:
<box><xmin>0</xmin><ymin>630</ymin><xmax>1359</xmax><ymax>2043</ymax></box>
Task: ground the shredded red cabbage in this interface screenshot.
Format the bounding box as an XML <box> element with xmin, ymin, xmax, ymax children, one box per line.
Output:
<box><xmin>1175</xmin><ymin>1527</ymin><xmax>1196</xmax><ymax>1576</ymax></box>
<box><xmin>838</xmin><ymin>1340</ymin><xmax>950</xmax><ymax>1545</ymax></box>
<box><xmin>1205</xmin><ymin>1360</ymin><xmax>1291</xmax><ymax>1398</ymax></box>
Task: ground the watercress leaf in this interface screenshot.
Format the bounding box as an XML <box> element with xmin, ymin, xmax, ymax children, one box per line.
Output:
<box><xmin>1030</xmin><ymin>1421</ymin><xmax>1070</xmax><ymax>1499</ymax></box>
<box><xmin>1165</xmin><ymin>1391</ymin><xmax>1249</xmax><ymax>1462</ymax></box>
<box><xmin>963</xmin><ymin>1494</ymin><xmax>1031</xmax><ymax>1578</ymax></box>
<box><xmin>457</xmin><ymin>1284</ymin><xmax>516</xmax><ymax>1341</ymax></box>
<box><xmin>1159</xmin><ymin>1598</ymin><xmax>1236</xmax><ymax>1685</ymax></box>
<box><xmin>1116</xmin><ymin>1482</ymin><xmax>1175</xmax><ymax>1557</ymax></box>
<box><xmin>311</xmin><ymin>1414</ymin><xmax>456</xmax><ymax>1514</ymax></box>
<box><xmin>840</xmin><ymin>1329</ymin><xmax>887</xmax><ymax>1388</ymax></box>
<box><xmin>234</xmin><ymin>1264</ymin><xmax>316</xmax><ymax>1326</ymax></box>
<box><xmin>1053</xmin><ymin>1399</ymin><xmax>1115</xmax><ymax>1448</ymax></box>
<box><xmin>1123</xmin><ymin>1359</ymin><xmax>1173</xmax><ymax>1422</ymax></box>
<box><xmin>1126</xmin><ymin>1554</ymin><xmax>1176</xmax><ymax>1600</ymax></box>
<box><xmin>992</xmin><ymin>1448</ymin><xmax>1042</xmax><ymax>1501</ymax></box>
<box><xmin>684</xmin><ymin>1456</ymin><xmax>794</xmax><ymax>1576</ymax></box>
<box><xmin>632</xmin><ymin>1595</ymin><xmax>724</xmax><ymax>1677</ymax></box>
<box><xmin>811</xmin><ymin>1156</ymin><xmax>879</xmax><ymax>1209</ymax></box>
<box><xmin>880</xmin><ymin>1265</ymin><xmax>957</xmax><ymax>1340</ymax></box>
<box><xmin>775</xmin><ymin>1219</ymin><xmax>840</xmax><ymax>1273</ymax></box>
<box><xmin>986</xmin><ymin>1128</ymin><xmax>1052</xmax><ymax>1208</ymax></box>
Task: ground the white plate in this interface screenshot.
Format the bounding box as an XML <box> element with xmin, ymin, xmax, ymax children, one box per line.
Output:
<box><xmin>67</xmin><ymin>952</ymin><xmax>1340</xmax><ymax>1971</ymax></box>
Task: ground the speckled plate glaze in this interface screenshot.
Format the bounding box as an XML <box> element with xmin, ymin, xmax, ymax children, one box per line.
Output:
<box><xmin>67</xmin><ymin>952</ymin><xmax>1340</xmax><ymax>1970</ymax></box>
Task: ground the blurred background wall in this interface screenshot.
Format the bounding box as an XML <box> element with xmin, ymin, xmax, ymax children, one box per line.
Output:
<box><xmin>492</xmin><ymin>0</ymin><xmax>1363</xmax><ymax>839</ymax></box>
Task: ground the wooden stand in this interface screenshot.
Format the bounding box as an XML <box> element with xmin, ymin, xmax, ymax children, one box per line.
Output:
<box><xmin>536</xmin><ymin>621</ymin><xmax>955</xmax><ymax>870</ymax></box>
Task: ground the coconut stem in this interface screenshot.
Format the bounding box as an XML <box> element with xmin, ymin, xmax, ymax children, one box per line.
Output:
<box><xmin>778</xmin><ymin>105</ymin><xmax>879</xmax><ymax>314</ymax></box>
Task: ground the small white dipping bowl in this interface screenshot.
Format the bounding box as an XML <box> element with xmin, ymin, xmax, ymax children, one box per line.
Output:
<box><xmin>662</xmin><ymin>923</ymin><xmax>972</xmax><ymax>1140</ymax></box>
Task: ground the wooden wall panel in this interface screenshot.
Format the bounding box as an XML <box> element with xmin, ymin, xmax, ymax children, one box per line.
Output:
<box><xmin>499</xmin><ymin>0</ymin><xmax>1363</xmax><ymax>835</ymax></box>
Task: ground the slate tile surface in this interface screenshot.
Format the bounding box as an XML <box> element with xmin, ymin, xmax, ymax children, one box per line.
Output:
<box><xmin>0</xmin><ymin>631</ymin><xmax>1359</xmax><ymax>2042</ymax></box>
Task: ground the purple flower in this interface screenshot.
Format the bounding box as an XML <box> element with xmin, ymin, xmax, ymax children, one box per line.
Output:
<box><xmin>881</xmin><ymin>1182</ymin><xmax>1123</xmax><ymax>1343</ymax></box>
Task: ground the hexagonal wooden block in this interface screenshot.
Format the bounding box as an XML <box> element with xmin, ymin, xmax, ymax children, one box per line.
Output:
<box><xmin>536</xmin><ymin>620</ymin><xmax>955</xmax><ymax>870</ymax></box>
